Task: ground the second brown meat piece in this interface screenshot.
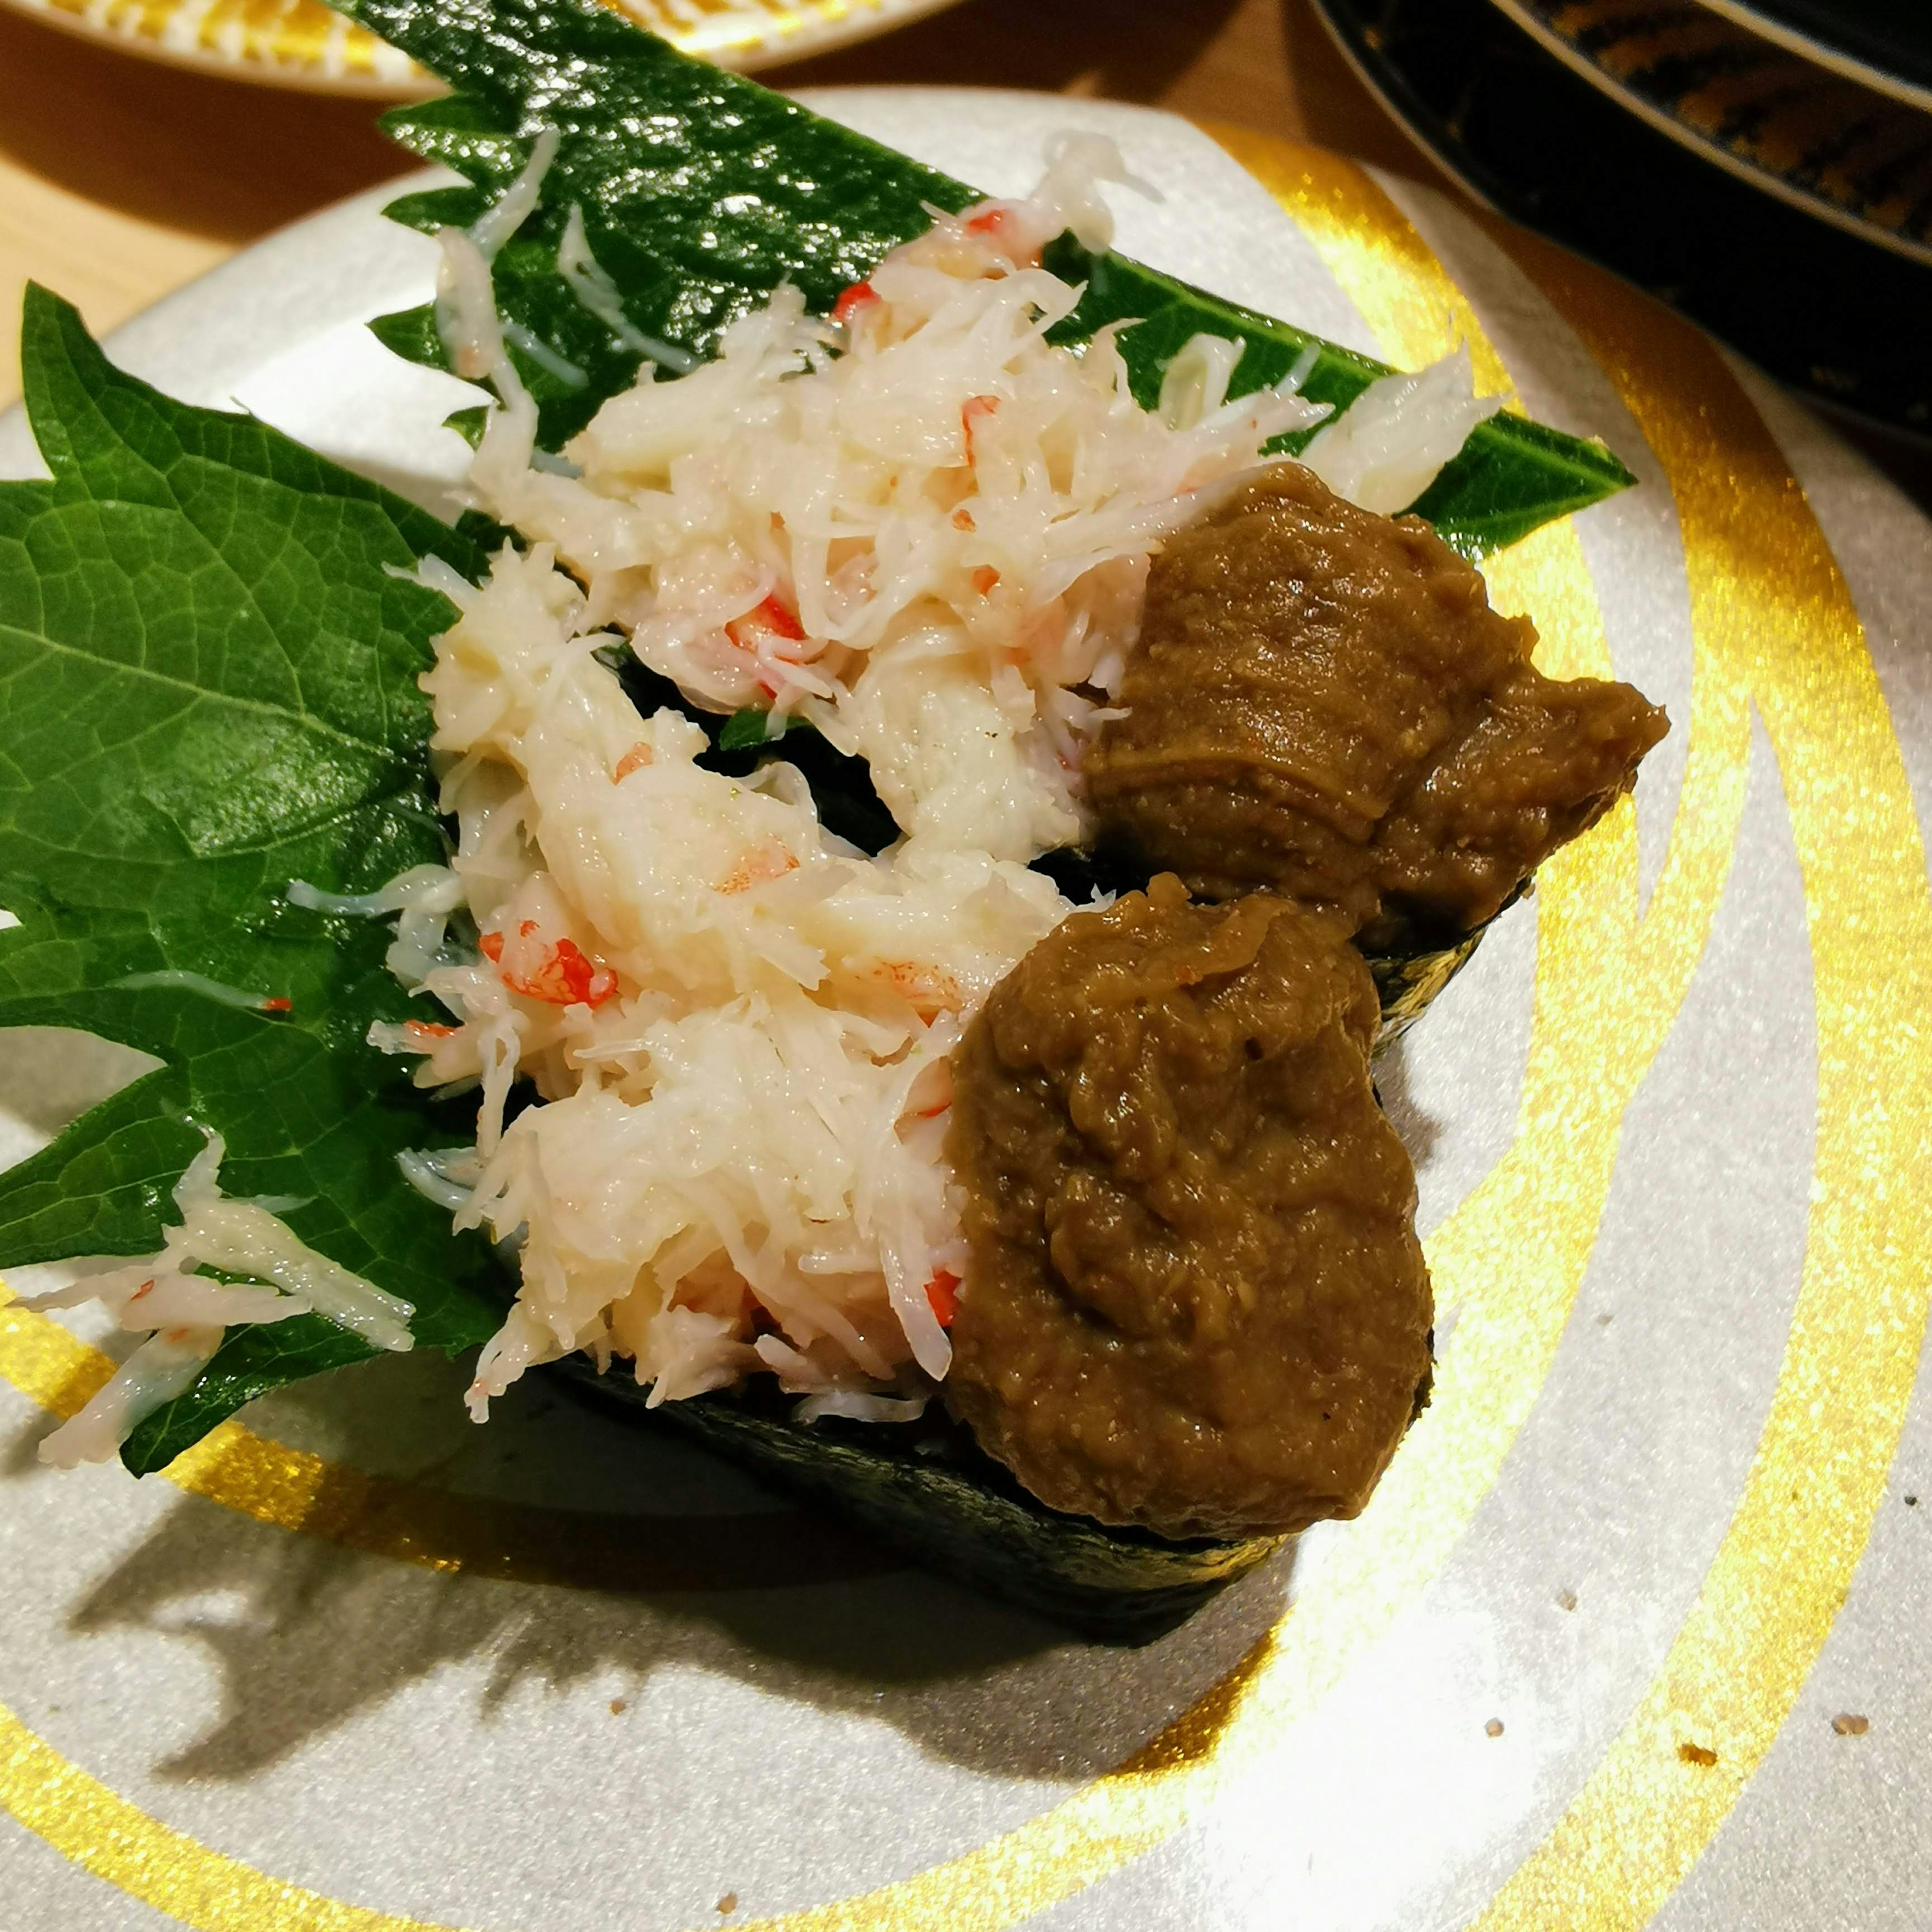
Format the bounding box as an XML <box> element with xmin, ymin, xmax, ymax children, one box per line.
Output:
<box><xmin>1083</xmin><ymin>463</ymin><xmax>1669</xmax><ymax>945</ymax></box>
<box><xmin>945</xmin><ymin>875</ymin><xmax>1432</xmax><ymax>1541</ymax></box>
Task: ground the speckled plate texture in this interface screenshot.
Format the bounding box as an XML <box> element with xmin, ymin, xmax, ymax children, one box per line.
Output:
<box><xmin>0</xmin><ymin>0</ymin><xmax>963</xmax><ymax>95</ymax></box>
<box><xmin>2</xmin><ymin>86</ymin><xmax>1930</xmax><ymax>1932</ymax></box>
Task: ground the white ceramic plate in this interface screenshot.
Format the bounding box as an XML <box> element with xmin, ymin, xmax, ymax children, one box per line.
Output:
<box><xmin>0</xmin><ymin>0</ymin><xmax>967</xmax><ymax>97</ymax></box>
<box><xmin>4</xmin><ymin>86</ymin><xmax>1932</xmax><ymax>1932</ymax></box>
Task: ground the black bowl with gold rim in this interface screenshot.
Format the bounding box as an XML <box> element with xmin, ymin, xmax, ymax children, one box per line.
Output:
<box><xmin>1312</xmin><ymin>0</ymin><xmax>1931</xmax><ymax>440</ymax></box>
<box><xmin>1709</xmin><ymin>0</ymin><xmax>1932</xmax><ymax>108</ymax></box>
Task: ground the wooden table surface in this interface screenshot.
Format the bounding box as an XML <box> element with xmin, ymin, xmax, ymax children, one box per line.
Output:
<box><xmin>0</xmin><ymin>0</ymin><xmax>1437</xmax><ymax>412</ymax></box>
<box><xmin>0</xmin><ymin>0</ymin><xmax>1924</xmax><ymax>505</ymax></box>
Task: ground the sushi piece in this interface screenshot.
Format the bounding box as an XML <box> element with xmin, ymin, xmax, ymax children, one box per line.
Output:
<box><xmin>3</xmin><ymin>0</ymin><xmax>1662</xmax><ymax>1636</ymax></box>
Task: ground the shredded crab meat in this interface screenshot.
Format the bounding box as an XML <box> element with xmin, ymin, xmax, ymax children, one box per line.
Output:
<box><xmin>34</xmin><ymin>1326</ymin><xmax>227</xmax><ymax>1472</ymax></box>
<box><xmin>451</xmin><ymin>137</ymin><xmax>1333</xmax><ymax>867</ymax></box>
<box><xmin>1298</xmin><ymin>343</ymin><xmax>1504</xmax><ymax>515</ymax></box>
<box><xmin>5</xmin><ymin>122</ymin><xmax>1539</xmax><ymax>1464</ymax></box>
<box><xmin>344</xmin><ymin>136</ymin><xmax>1504</xmax><ymax>1425</ymax></box>
<box><xmin>374</xmin><ymin>536</ymin><xmax>1045</xmax><ymax>1419</ymax></box>
<box><xmin>26</xmin><ymin>1130</ymin><xmax>414</xmax><ymax>1466</ymax></box>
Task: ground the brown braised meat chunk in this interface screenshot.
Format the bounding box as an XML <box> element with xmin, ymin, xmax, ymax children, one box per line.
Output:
<box><xmin>945</xmin><ymin>874</ymin><xmax>1432</xmax><ymax>1541</ymax></box>
<box><xmin>1083</xmin><ymin>463</ymin><xmax>1669</xmax><ymax>943</ymax></box>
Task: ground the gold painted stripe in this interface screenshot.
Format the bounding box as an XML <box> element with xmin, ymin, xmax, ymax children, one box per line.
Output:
<box><xmin>0</xmin><ymin>1700</ymin><xmax>467</xmax><ymax>1932</ymax></box>
<box><xmin>0</xmin><ymin>1290</ymin><xmax>891</xmax><ymax>1593</ymax></box>
<box><xmin>1467</xmin><ymin>224</ymin><xmax>1932</xmax><ymax>1932</ymax></box>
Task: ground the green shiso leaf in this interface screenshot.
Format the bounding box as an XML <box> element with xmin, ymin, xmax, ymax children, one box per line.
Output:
<box><xmin>0</xmin><ymin>287</ymin><xmax>506</xmax><ymax>1475</ymax></box>
<box><xmin>327</xmin><ymin>0</ymin><xmax>1631</xmax><ymax>553</ymax></box>
<box><xmin>715</xmin><ymin>706</ymin><xmax>805</xmax><ymax>753</ymax></box>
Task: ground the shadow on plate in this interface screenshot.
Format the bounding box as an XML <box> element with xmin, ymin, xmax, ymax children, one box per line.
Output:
<box><xmin>3</xmin><ymin>948</ymin><xmax>1387</xmax><ymax>1792</ymax></box>
<box><xmin>11</xmin><ymin>1359</ymin><xmax>1296</xmax><ymax>1784</ymax></box>
<box><xmin>1372</xmin><ymin>1029</ymin><xmax>1442</xmax><ymax>1172</ymax></box>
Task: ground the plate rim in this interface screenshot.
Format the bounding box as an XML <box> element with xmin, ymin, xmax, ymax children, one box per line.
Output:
<box><xmin>1694</xmin><ymin>0</ymin><xmax>1932</xmax><ymax>115</ymax></box>
<box><xmin>0</xmin><ymin>0</ymin><xmax>971</xmax><ymax>99</ymax></box>
<box><xmin>0</xmin><ymin>0</ymin><xmax>427</xmax><ymax>97</ymax></box>
<box><xmin>1308</xmin><ymin>0</ymin><xmax>1932</xmax><ymax>445</ymax></box>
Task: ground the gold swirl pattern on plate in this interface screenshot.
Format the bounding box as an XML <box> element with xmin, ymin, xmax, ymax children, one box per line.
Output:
<box><xmin>0</xmin><ymin>126</ymin><xmax>1914</xmax><ymax>1932</ymax></box>
<box><xmin>1466</xmin><ymin>217</ymin><xmax>1932</xmax><ymax>1932</ymax></box>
